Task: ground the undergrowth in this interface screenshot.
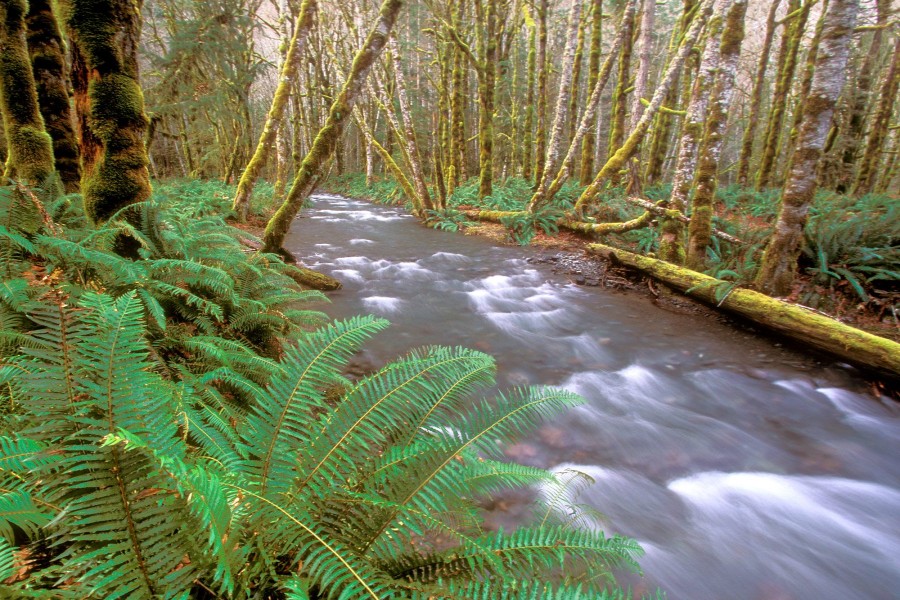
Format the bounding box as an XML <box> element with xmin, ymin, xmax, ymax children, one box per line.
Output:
<box><xmin>0</xmin><ymin>178</ymin><xmax>655</xmax><ymax>598</ymax></box>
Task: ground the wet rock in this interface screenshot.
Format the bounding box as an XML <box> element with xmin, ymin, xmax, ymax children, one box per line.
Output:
<box><xmin>574</xmin><ymin>275</ymin><xmax>586</xmax><ymax>285</ymax></box>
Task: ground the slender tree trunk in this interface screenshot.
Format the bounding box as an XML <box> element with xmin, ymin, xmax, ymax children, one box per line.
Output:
<box><xmin>756</xmin><ymin>0</ymin><xmax>811</xmax><ymax>189</ymax></box>
<box><xmin>0</xmin><ymin>0</ymin><xmax>55</xmax><ymax>188</ymax></box>
<box><xmin>686</xmin><ymin>0</ymin><xmax>747</xmax><ymax>268</ymax></box>
<box><xmin>657</xmin><ymin>0</ymin><xmax>731</xmax><ymax>264</ymax></box>
<box><xmin>24</xmin><ymin>0</ymin><xmax>80</xmax><ymax>192</ymax></box>
<box><xmin>568</xmin><ymin>9</ymin><xmax>587</xmax><ymax>143</ymax></box>
<box><xmin>529</xmin><ymin>0</ymin><xmax>636</xmax><ymax>212</ymax></box>
<box><xmin>522</xmin><ymin>18</ymin><xmax>536</xmax><ymax>181</ymax></box>
<box><xmin>853</xmin><ymin>36</ymin><xmax>899</xmax><ymax>196</ymax></box>
<box><xmin>835</xmin><ymin>0</ymin><xmax>889</xmax><ymax>193</ymax></box>
<box><xmin>232</xmin><ymin>0</ymin><xmax>316</xmax><ymax>221</ymax></box>
<box><xmin>474</xmin><ymin>0</ymin><xmax>497</xmax><ymax>199</ymax></box>
<box><xmin>784</xmin><ymin>0</ymin><xmax>828</xmax><ymax>164</ymax></box>
<box><xmin>579</xmin><ymin>0</ymin><xmax>603</xmax><ymax>185</ymax></box>
<box><xmin>59</xmin><ymin>0</ymin><xmax>151</xmax><ymax>224</ymax></box>
<box><xmin>263</xmin><ymin>0</ymin><xmax>403</xmax><ymax>257</ymax></box>
<box><xmin>533</xmin><ymin>0</ymin><xmax>548</xmax><ymax>186</ymax></box>
<box><xmin>574</xmin><ymin>0</ymin><xmax>715</xmax><ymax>216</ymax></box>
<box><xmin>645</xmin><ymin>0</ymin><xmax>698</xmax><ymax>185</ymax></box>
<box><xmin>756</xmin><ymin>0</ymin><xmax>858</xmax><ymax>295</ymax></box>
<box><xmin>449</xmin><ymin>0</ymin><xmax>467</xmax><ymax>187</ymax></box>
<box><xmin>529</xmin><ymin>0</ymin><xmax>583</xmax><ymax>208</ymax></box>
<box><xmin>606</xmin><ymin>2</ymin><xmax>636</xmax><ymax>178</ymax></box>
<box><xmin>389</xmin><ymin>36</ymin><xmax>433</xmax><ymax>211</ymax></box>
<box><xmin>736</xmin><ymin>0</ymin><xmax>781</xmax><ymax>186</ymax></box>
<box><xmin>629</xmin><ymin>0</ymin><xmax>655</xmax><ymax>129</ymax></box>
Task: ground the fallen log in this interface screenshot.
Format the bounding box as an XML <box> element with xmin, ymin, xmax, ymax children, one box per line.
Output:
<box><xmin>461</xmin><ymin>202</ymin><xmax>741</xmax><ymax>243</ymax></box>
<box><xmin>586</xmin><ymin>242</ymin><xmax>900</xmax><ymax>377</ymax></box>
<box><xmin>622</xmin><ymin>197</ymin><xmax>744</xmax><ymax>244</ymax></box>
<box><xmin>287</xmin><ymin>266</ymin><xmax>343</xmax><ymax>291</ymax></box>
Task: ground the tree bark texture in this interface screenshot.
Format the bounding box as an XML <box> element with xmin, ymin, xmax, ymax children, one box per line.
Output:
<box><xmin>0</xmin><ymin>0</ymin><xmax>55</xmax><ymax>186</ymax></box>
<box><xmin>263</xmin><ymin>0</ymin><xmax>403</xmax><ymax>257</ymax></box>
<box><xmin>24</xmin><ymin>0</ymin><xmax>80</xmax><ymax>192</ymax></box>
<box><xmin>59</xmin><ymin>0</ymin><xmax>152</xmax><ymax>224</ymax></box>
<box><xmin>232</xmin><ymin>0</ymin><xmax>316</xmax><ymax>221</ymax></box>
<box><xmin>755</xmin><ymin>0</ymin><xmax>858</xmax><ymax>296</ymax></box>
<box><xmin>579</xmin><ymin>0</ymin><xmax>603</xmax><ymax>185</ymax></box>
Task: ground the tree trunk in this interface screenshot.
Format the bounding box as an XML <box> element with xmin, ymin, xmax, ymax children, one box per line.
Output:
<box><xmin>522</xmin><ymin>15</ymin><xmax>536</xmax><ymax>181</ymax></box>
<box><xmin>657</xmin><ymin>0</ymin><xmax>730</xmax><ymax>264</ymax></box>
<box><xmin>573</xmin><ymin>0</ymin><xmax>715</xmax><ymax>216</ymax></box>
<box><xmin>756</xmin><ymin>0</ymin><xmax>858</xmax><ymax>296</ymax></box>
<box><xmin>389</xmin><ymin>36</ymin><xmax>433</xmax><ymax>212</ymax></box>
<box><xmin>835</xmin><ymin>0</ymin><xmax>889</xmax><ymax>193</ymax></box>
<box><xmin>606</xmin><ymin>2</ymin><xmax>635</xmax><ymax>177</ymax></box>
<box><xmin>533</xmin><ymin>0</ymin><xmax>548</xmax><ymax>186</ymax></box>
<box><xmin>587</xmin><ymin>243</ymin><xmax>900</xmax><ymax>378</ymax></box>
<box><xmin>59</xmin><ymin>0</ymin><xmax>151</xmax><ymax>224</ymax></box>
<box><xmin>629</xmin><ymin>0</ymin><xmax>655</xmax><ymax>129</ymax></box>
<box><xmin>232</xmin><ymin>0</ymin><xmax>316</xmax><ymax>221</ymax></box>
<box><xmin>645</xmin><ymin>0</ymin><xmax>698</xmax><ymax>185</ymax></box>
<box><xmin>756</xmin><ymin>0</ymin><xmax>811</xmax><ymax>190</ymax></box>
<box><xmin>528</xmin><ymin>0</ymin><xmax>636</xmax><ymax>212</ymax></box>
<box><xmin>474</xmin><ymin>0</ymin><xmax>497</xmax><ymax>199</ymax></box>
<box><xmin>853</xmin><ymin>35</ymin><xmax>899</xmax><ymax>196</ymax></box>
<box><xmin>24</xmin><ymin>0</ymin><xmax>80</xmax><ymax>192</ymax></box>
<box><xmin>528</xmin><ymin>0</ymin><xmax>583</xmax><ymax>208</ymax></box>
<box><xmin>262</xmin><ymin>0</ymin><xmax>403</xmax><ymax>258</ymax></box>
<box><xmin>686</xmin><ymin>0</ymin><xmax>747</xmax><ymax>268</ymax></box>
<box><xmin>0</xmin><ymin>0</ymin><xmax>55</xmax><ymax>187</ymax></box>
<box><xmin>568</xmin><ymin>9</ymin><xmax>587</xmax><ymax>144</ymax></box>
<box><xmin>735</xmin><ymin>0</ymin><xmax>781</xmax><ymax>186</ymax></box>
<box><xmin>579</xmin><ymin>0</ymin><xmax>603</xmax><ymax>185</ymax></box>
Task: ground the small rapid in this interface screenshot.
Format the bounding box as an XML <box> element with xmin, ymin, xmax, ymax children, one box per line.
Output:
<box><xmin>286</xmin><ymin>194</ymin><xmax>900</xmax><ymax>599</ymax></box>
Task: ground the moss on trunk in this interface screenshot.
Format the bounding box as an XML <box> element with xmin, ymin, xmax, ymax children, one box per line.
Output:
<box><xmin>579</xmin><ymin>0</ymin><xmax>603</xmax><ymax>185</ymax></box>
<box><xmin>25</xmin><ymin>0</ymin><xmax>80</xmax><ymax>192</ymax></box>
<box><xmin>232</xmin><ymin>0</ymin><xmax>316</xmax><ymax>221</ymax></box>
<box><xmin>0</xmin><ymin>0</ymin><xmax>55</xmax><ymax>186</ymax></box>
<box><xmin>263</xmin><ymin>0</ymin><xmax>402</xmax><ymax>257</ymax></box>
<box><xmin>59</xmin><ymin>0</ymin><xmax>151</xmax><ymax>224</ymax></box>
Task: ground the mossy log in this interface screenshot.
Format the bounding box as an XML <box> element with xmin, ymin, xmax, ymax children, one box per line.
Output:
<box><xmin>586</xmin><ymin>243</ymin><xmax>900</xmax><ymax>377</ymax></box>
<box><xmin>287</xmin><ymin>266</ymin><xmax>342</xmax><ymax>291</ymax></box>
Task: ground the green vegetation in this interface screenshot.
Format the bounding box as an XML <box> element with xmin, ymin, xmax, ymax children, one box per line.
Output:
<box><xmin>0</xmin><ymin>178</ymin><xmax>653</xmax><ymax>597</ymax></box>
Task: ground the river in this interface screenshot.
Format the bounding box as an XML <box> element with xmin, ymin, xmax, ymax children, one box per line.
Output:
<box><xmin>285</xmin><ymin>194</ymin><xmax>900</xmax><ymax>600</ymax></box>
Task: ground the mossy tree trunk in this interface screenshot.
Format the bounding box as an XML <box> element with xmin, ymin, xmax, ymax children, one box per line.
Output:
<box><xmin>522</xmin><ymin>15</ymin><xmax>536</xmax><ymax>181</ymax></box>
<box><xmin>59</xmin><ymin>0</ymin><xmax>151</xmax><ymax>224</ymax></box>
<box><xmin>645</xmin><ymin>0</ymin><xmax>697</xmax><ymax>185</ymax></box>
<box><xmin>449</xmin><ymin>0</ymin><xmax>467</xmax><ymax>187</ymax></box>
<box><xmin>25</xmin><ymin>0</ymin><xmax>80</xmax><ymax>192</ymax></box>
<box><xmin>474</xmin><ymin>0</ymin><xmax>497</xmax><ymax>200</ymax></box>
<box><xmin>605</xmin><ymin>2</ymin><xmax>635</xmax><ymax>180</ymax></box>
<box><xmin>756</xmin><ymin>0</ymin><xmax>858</xmax><ymax>296</ymax></box>
<box><xmin>527</xmin><ymin>0</ymin><xmax>583</xmax><ymax>210</ymax></box>
<box><xmin>533</xmin><ymin>0</ymin><xmax>548</xmax><ymax>187</ymax></box>
<box><xmin>735</xmin><ymin>0</ymin><xmax>781</xmax><ymax>186</ymax></box>
<box><xmin>579</xmin><ymin>0</ymin><xmax>603</xmax><ymax>185</ymax></box>
<box><xmin>657</xmin><ymin>0</ymin><xmax>729</xmax><ymax>264</ymax></box>
<box><xmin>0</xmin><ymin>0</ymin><xmax>55</xmax><ymax>186</ymax></box>
<box><xmin>567</xmin><ymin>8</ymin><xmax>587</xmax><ymax>144</ymax></box>
<box><xmin>756</xmin><ymin>0</ymin><xmax>811</xmax><ymax>190</ymax></box>
<box><xmin>573</xmin><ymin>0</ymin><xmax>714</xmax><ymax>217</ymax></box>
<box><xmin>834</xmin><ymin>0</ymin><xmax>889</xmax><ymax>193</ymax></box>
<box><xmin>853</xmin><ymin>35</ymin><xmax>899</xmax><ymax>196</ymax></box>
<box><xmin>686</xmin><ymin>0</ymin><xmax>747</xmax><ymax>269</ymax></box>
<box><xmin>528</xmin><ymin>0</ymin><xmax>636</xmax><ymax>213</ymax></box>
<box><xmin>262</xmin><ymin>0</ymin><xmax>402</xmax><ymax>258</ymax></box>
<box><xmin>784</xmin><ymin>0</ymin><xmax>828</xmax><ymax>162</ymax></box>
<box><xmin>232</xmin><ymin>0</ymin><xmax>315</xmax><ymax>221</ymax></box>
<box><xmin>628</xmin><ymin>0</ymin><xmax>655</xmax><ymax>130</ymax></box>
<box><xmin>389</xmin><ymin>36</ymin><xmax>434</xmax><ymax>212</ymax></box>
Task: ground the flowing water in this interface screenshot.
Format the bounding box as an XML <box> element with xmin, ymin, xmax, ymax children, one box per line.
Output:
<box><xmin>286</xmin><ymin>194</ymin><xmax>900</xmax><ymax>600</ymax></box>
